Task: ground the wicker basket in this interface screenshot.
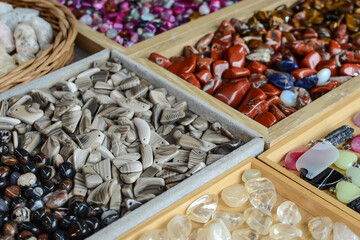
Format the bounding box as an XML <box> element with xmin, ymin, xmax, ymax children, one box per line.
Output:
<box><xmin>0</xmin><ymin>0</ymin><xmax>77</xmax><ymax>93</ymax></box>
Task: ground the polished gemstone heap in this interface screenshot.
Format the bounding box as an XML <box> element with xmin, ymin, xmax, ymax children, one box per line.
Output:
<box><xmin>149</xmin><ymin>1</ymin><xmax>360</xmax><ymax>127</ymax></box>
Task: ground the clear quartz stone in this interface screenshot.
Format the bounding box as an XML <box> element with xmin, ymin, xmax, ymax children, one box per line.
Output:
<box><xmin>333</xmin><ymin>222</ymin><xmax>360</xmax><ymax>240</ymax></box>
<box><xmin>140</xmin><ymin>229</ymin><xmax>169</xmax><ymax>240</ymax></box>
<box><xmin>187</xmin><ymin>228</ymin><xmax>202</xmax><ymax>240</ymax></box>
<box><xmin>212</xmin><ymin>211</ymin><xmax>245</xmax><ymax>231</ymax></box>
<box><xmin>242</xmin><ymin>169</ymin><xmax>261</xmax><ymax>182</ymax></box>
<box><xmin>202</xmin><ymin>219</ymin><xmax>231</xmax><ymax>240</ymax></box>
<box><xmin>269</xmin><ymin>223</ymin><xmax>302</xmax><ymax>239</ymax></box>
<box><xmin>231</xmin><ymin>228</ymin><xmax>259</xmax><ymax>240</ymax></box>
<box><xmin>167</xmin><ymin>215</ymin><xmax>192</xmax><ymax>240</ymax></box>
<box><xmin>276</xmin><ymin>201</ymin><xmax>302</xmax><ymax>225</ymax></box>
<box><xmin>308</xmin><ymin>216</ymin><xmax>333</xmax><ymax>240</ymax></box>
<box><xmin>244</xmin><ymin>207</ymin><xmax>273</xmax><ymax>235</ymax></box>
<box><xmin>221</xmin><ymin>184</ymin><xmax>249</xmax><ymax>208</ymax></box>
<box><xmin>245</xmin><ymin>178</ymin><xmax>277</xmax><ymax>212</ymax></box>
<box><xmin>186</xmin><ymin>194</ymin><xmax>218</xmax><ymax>223</ymax></box>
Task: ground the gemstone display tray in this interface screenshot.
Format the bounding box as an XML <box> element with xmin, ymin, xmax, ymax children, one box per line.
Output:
<box><xmin>128</xmin><ymin>0</ymin><xmax>360</xmax><ymax>148</ymax></box>
<box><xmin>0</xmin><ymin>49</ymin><xmax>264</xmax><ymax>239</ymax></box>
<box><xmin>259</xmin><ymin>87</ymin><xmax>360</xmax><ymax>223</ymax></box>
<box><xmin>118</xmin><ymin>157</ymin><xmax>360</xmax><ymax>240</ymax></box>
<box><xmin>75</xmin><ymin>0</ymin><xmax>280</xmax><ymax>55</ymax></box>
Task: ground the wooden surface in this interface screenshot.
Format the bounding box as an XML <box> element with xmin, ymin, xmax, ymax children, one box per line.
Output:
<box><xmin>118</xmin><ymin>158</ymin><xmax>360</xmax><ymax>240</ymax></box>
<box><xmin>259</xmin><ymin>84</ymin><xmax>360</xmax><ymax>223</ymax></box>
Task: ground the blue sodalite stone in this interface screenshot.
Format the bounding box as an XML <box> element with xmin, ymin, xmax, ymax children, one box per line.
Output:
<box><xmin>269</xmin><ymin>72</ymin><xmax>295</xmax><ymax>90</ymax></box>
<box><xmin>275</xmin><ymin>60</ymin><xmax>299</xmax><ymax>72</ymax></box>
<box><xmin>295</xmin><ymin>74</ymin><xmax>319</xmax><ymax>89</ymax></box>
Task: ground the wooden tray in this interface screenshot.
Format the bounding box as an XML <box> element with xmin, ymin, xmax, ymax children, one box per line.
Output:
<box><xmin>259</xmin><ymin>85</ymin><xmax>360</xmax><ymax>223</ymax></box>
<box><xmin>118</xmin><ymin>157</ymin><xmax>360</xmax><ymax>240</ymax></box>
<box><xmin>75</xmin><ymin>0</ymin><xmax>281</xmax><ymax>56</ymax></box>
<box><xmin>128</xmin><ymin>0</ymin><xmax>360</xmax><ymax>148</ymax></box>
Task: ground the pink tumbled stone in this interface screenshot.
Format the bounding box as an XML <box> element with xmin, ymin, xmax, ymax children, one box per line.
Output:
<box><xmin>351</xmin><ymin>135</ymin><xmax>360</xmax><ymax>153</ymax></box>
<box><xmin>353</xmin><ymin>112</ymin><xmax>360</xmax><ymax>127</ymax></box>
<box><xmin>284</xmin><ymin>146</ymin><xmax>309</xmax><ymax>170</ymax></box>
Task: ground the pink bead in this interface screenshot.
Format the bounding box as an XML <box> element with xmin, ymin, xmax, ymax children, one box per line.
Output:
<box><xmin>353</xmin><ymin>112</ymin><xmax>360</xmax><ymax>127</ymax></box>
<box><xmin>351</xmin><ymin>135</ymin><xmax>360</xmax><ymax>153</ymax></box>
<box><xmin>93</xmin><ymin>1</ymin><xmax>106</xmax><ymax>11</ymax></box>
<box><xmin>114</xmin><ymin>35</ymin><xmax>124</xmax><ymax>45</ymax></box>
<box><xmin>100</xmin><ymin>24</ymin><xmax>110</xmax><ymax>33</ymax></box>
<box><xmin>284</xmin><ymin>146</ymin><xmax>309</xmax><ymax>170</ymax></box>
<box><xmin>120</xmin><ymin>2</ymin><xmax>129</xmax><ymax>9</ymax></box>
<box><xmin>153</xmin><ymin>6</ymin><xmax>165</xmax><ymax>14</ymax></box>
<box><xmin>113</xmin><ymin>23</ymin><xmax>123</xmax><ymax>31</ymax></box>
<box><xmin>173</xmin><ymin>2</ymin><xmax>186</xmax><ymax>15</ymax></box>
<box><xmin>209</xmin><ymin>0</ymin><xmax>221</xmax><ymax>12</ymax></box>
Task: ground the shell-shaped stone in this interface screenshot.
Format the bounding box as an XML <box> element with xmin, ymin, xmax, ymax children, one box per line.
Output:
<box><xmin>155</xmin><ymin>170</ymin><xmax>179</xmax><ymax>179</ymax></box>
<box><xmin>53</xmin><ymin>102</ymin><xmax>74</xmax><ymax>120</ymax></box>
<box><xmin>206</xmin><ymin>154</ymin><xmax>225</xmax><ymax>165</ymax></box>
<box><xmin>122</xmin><ymin>184</ymin><xmax>134</xmax><ymax>199</ymax></box>
<box><xmin>135</xmin><ymin>110</ymin><xmax>152</xmax><ymax>122</ymax></box>
<box><xmin>149</xmin><ymin>89</ymin><xmax>171</xmax><ymax>108</ymax></box>
<box><xmin>188</xmin><ymin>149</ymin><xmax>207</xmax><ymax>168</ymax></box>
<box><xmin>173</xmin><ymin>150</ymin><xmax>190</xmax><ymax>163</ymax></box>
<box><xmin>22</xmin><ymin>131</ymin><xmax>41</xmax><ymax>153</ymax></box>
<box><xmin>93</xmin><ymin>159</ymin><xmax>112</xmax><ymax>181</ymax></box>
<box><xmin>119</xmin><ymin>161</ymin><xmax>143</xmax><ymax>174</ymax></box>
<box><xmin>86</xmin><ymin>150</ymin><xmax>101</xmax><ymax>165</ymax></box>
<box><xmin>178</xmin><ymin>112</ymin><xmax>197</xmax><ymax>126</ymax></box>
<box><xmin>111</xmin><ymin>69</ymin><xmax>131</xmax><ymax>85</ymax></box>
<box><xmin>94</xmin><ymin>81</ymin><xmax>114</xmax><ymax>90</ymax></box>
<box><xmin>192</xmin><ymin>117</ymin><xmax>209</xmax><ymax>131</ymax></box>
<box><xmin>10</xmin><ymin>105</ymin><xmax>43</xmax><ymax>125</ymax></box>
<box><xmin>91</xmin><ymin>71</ymin><xmax>109</xmax><ymax>83</ymax></box>
<box><xmin>71</xmin><ymin>148</ymin><xmax>91</xmax><ymax>172</ymax></box>
<box><xmin>77</xmin><ymin>68</ymin><xmax>100</xmax><ymax>78</ymax></box>
<box><xmin>134</xmin><ymin>118</ymin><xmax>151</xmax><ymax>144</ymax></box>
<box><xmin>210</xmin><ymin>122</ymin><xmax>235</xmax><ymax>140</ymax></box>
<box><xmin>188</xmin><ymin>125</ymin><xmax>204</xmax><ymax>139</ymax></box>
<box><xmin>76</xmin><ymin>130</ymin><xmax>105</xmax><ymax>150</ymax></box>
<box><xmin>201</xmin><ymin>129</ymin><xmax>230</xmax><ymax>144</ymax></box>
<box><xmin>162</xmin><ymin>163</ymin><xmax>188</xmax><ymax>174</ymax></box>
<box><xmin>30</xmin><ymin>89</ymin><xmax>56</xmax><ymax>107</ymax></box>
<box><xmin>87</xmin><ymin>180</ymin><xmax>117</xmax><ymax>206</ymax></box>
<box><xmin>61</xmin><ymin>110</ymin><xmax>81</xmax><ymax>133</ymax></box>
<box><xmin>90</xmin><ymin>115</ymin><xmax>108</xmax><ymax>132</ymax></box>
<box><xmin>154</xmin><ymin>145</ymin><xmax>179</xmax><ymax>164</ymax></box>
<box><xmin>96</xmin><ymin>145</ymin><xmax>115</xmax><ymax>160</ymax></box>
<box><xmin>134</xmin><ymin>177</ymin><xmax>165</xmax><ymax>197</ymax></box>
<box><xmin>165</xmin><ymin>174</ymin><xmax>187</xmax><ymax>184</ymax></box>
<box><xmin>84</xmin><ymin>172</ymin><xmax>103</xmax><ymax>189</ymax></box>
<box><xmin>141</xmin><ymin>164</ymin><xmax>162</xmax><ymax>178</ymax></box>
<box><xmin>149</xmin><ymin>131</ymin><xmax>169</xmax><ymax>152</ymax></box>
<box><xmin>73</xmin><ymin>173</ymin><xmax>87</xmax><ymax>196</ymax></box>
<box><xmin>179</xmin><ymin>134</ymin><xmax>216</xmax><ymax>152</ymax></box>
<box><xmin>97</xmin><ymin>95</ymin><xmax>116</xmax><ymax>105</ymax></box>
<box><xmin>75</xmin><ymin>76</ymin><xmax>93</xmax><ymax>91</ymax></box>
<box><xmin>79</xmin><ymin>109</ymin><xmax>92</xmax><ymax>134</ymax></box>
<box><xmin>41</xmin><ymin>136</ymin><xmax>60</xmax><ymax>161</ymax></box>
<box><xmin>120</xmin><ymin>171</ymin><xmax>142</xmax><ymax>184</ymax></box>
<box><xmin>109</xmin><ymin>183</ymin><xmax>122</xmax><ymax>211</ymax></box>
<box><xmin>117</xmin><ymin>98</ymin><xmax>150</xmax><ymax>113</ymax></box>
<box><xmin>46</xmin><ymin>190</ymin><xmax>69</xmax><ymax>209</ymax></box>
<box><xmin>0</xmin><ymin>117</ymin><xmax>21</xmax><ymax>127</ymax></box>
<box><xmin>119</xmin><ymin>76</ymin><xmax>140</xmax><ymax>90</ymax></box>
<box><xmin>110</xmin><ymin>133</ymin><xmax>126</xmax><ymax>157</ymax></box>
<box><xmin>0</xmin><ymin>100</ymin><xmax>8</xmax><ymax>117</ymax></box>
<box><xmin>160</xmin><ymin>108</ymin><xmax>186</xmax><ymax>124</ymax></box>
<box><xmin>185</xmin><ymin>162</ymin><xmax>206</xmax><ymax>177</ymax></box>
<box><xmin>140</xmin><ymin>144</ymin><xmax>153</xmax><ymax>170</ymax></box>
<box><xmin>125</xmin><ymin>83</ymin><xmax>148</xmax><ymax>99</ymax></box>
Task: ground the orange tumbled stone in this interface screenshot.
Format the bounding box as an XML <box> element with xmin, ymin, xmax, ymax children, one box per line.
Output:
<box><xmin>240</xmin><ymin>87</ymin><xmax>267</xmax><ymax>107</ymax></box>
<box><xmin>339</xmin><ymin>63</ymin><xmax>360</xmax><ymax>76</ymax></box>
<box><xmin>222</xmin><ymin>67</ymin><xmax>250</xmax><ymax>79</ymax></box>
<box><xmin>260</xmin><ymin>84</ymin><xmax>281</xmax><ymax>98</ymax></box>
<box><xmin>213</xmin><ymin>78</ymin><xmax>250</xmax><ymax>107</ymax></box>
<box><xmin>149</xmin><ymin>53</ymin><xmax>172</xmax><ymax>69</ymax></box>
<box><xmin>195</xmin><ymin>70</ymin><xmax>213</xmax><ymax>85</ymax></box>
<box><xmin>328</xmin><ymin>40</ymin><xmax>342</xmax><ymax>57</ymax></box>
<box><xmin>197</xmin><ymin>57</ymin><xmax>213</xmax><ymax>71</ymax></box>
<box><xmin>291</xmin><ymin>68</ymin><xmax>318</xmax><ymax>80</ymax></box>
<box><xmin>316</xmin><ymin>59</ymin><xmax>338</xmax><ymax>76</ymax></box>
<box><xmin>227</xmin><ymin>45</ymin><xmax>247</xmax><ymax>68</ymax></box>
<box><xmin>300</xmin><ymin>51</ymin><xmax>322</xmax><ymax>69</ymax></box>
<box><xmin>247</xmin><ymin>61</ymin><xmax>268</xmax><ymax>74</ymax></box>
<box><xmin>212</xmin><ymin>60</ymin><xmax>229</xmax><ymax>79</ymax></box>
<box><xmin>254</xmin><ymin>112</ymin><xmax>277</xmax><ymax>127</ymax></box>
<box><xmin>238</xmin><ymin>98</ymin><xmax>269</xmax><ymax>119</ymax></box>
<box><xmin>168</xmin><ymin>55</ymin><xmax>197</xmax><ymax>77</ymax></box>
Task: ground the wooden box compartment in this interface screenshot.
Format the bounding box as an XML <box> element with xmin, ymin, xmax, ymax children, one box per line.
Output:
<box><xmin>259</xmin><ymin>86</ymin><xmax>360</xmax><ymax>223</ymax></box>
<box><xmin>0</xmin><ymin>49</ymin><xmax>264</xmax><ymax>240</ymax></box>
<box><xmin>75</xmin><ymin>0</ymin><xmax>284</xmax><ymax>56</ymax></box>
<box><xmin>128</xmin><ymin>0</ymin><xmax>360</xmax><ymax>148</ymax></box>
<box><xmin>118</xmin><ymin>157</ymin><xmax>360</xmax><ymax>240</ymax></box>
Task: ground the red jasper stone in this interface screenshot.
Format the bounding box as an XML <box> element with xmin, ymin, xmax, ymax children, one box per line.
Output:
<box><xmin>211</xmin><ymin>42</ymin><xmax>225</xmax><ymax>60</ymax></box>
<box><xmin>266</xmin><ymin>95</ymin><xmax>282</xmax><ymax>105</ymax></box>
<box><xmin>334</xmin><ymin>24</ymin><xmax>349</xmax><ymax>45</ymax></box>
<box><xmin>289</xmin><ymin>40</ymin><xmax>314</xmax><ymax>55</ymax></box>
<box><xmin>265</xmin><ymin>29</ymin><xmax>282</xmax><ymax>51</ymax></box>
<box><xmin>232</xmin><ymin>34</ymin><xmax>245</xmax><ymax>46</ymax></box>
<box><xmin>170</xmin><ymin>56</ymin><xmax>185</xmax><ymax>64</ymax></box>
<box><xmin>213</xmin><ymin>39</ymin><xmax>232</xmax><ymax>49</ymax></box>
<box><xmin>227</xmin><ymin>45</ymin><xmax>247</xmax><ymax>68</ymax></box>
<box><xmin>184</xmin><ymin>74</ymin><xmax>201</xmax><ymax>89</ymax></box>
<box><xmin>202</xmin><ymin>79</ymin><xmax>222</xmax><ymax>95</ymax></box>
<box><xmin>300</xmin><ymin>51</ymin><xmax>322</xmax><ymax>69</ymax></box>
<box><xmin>197</xmin><ymin>57</ymin><xmax>213</xmax><ymax>71</ymax></box>
<box><xmin>339</xmin><ymin>51</ymin><xmax>360</xmax><ymax>64</ymax></box>
<box><xmin>149</xmin><ymin>53</ymin><xmax>172</xmax><ymax>68</ymax></box>
<box><xmin>195</xmin><ymin>70</ymin><xmax>213</xmax><ymax>85</ymax></box>
<box><xmin>316</xmin><ymin>59</ymin><xmax>338</xmax><ymax>76</ymax></box>
<box><xmin>238</xmin><ymin>98</ymin><xmax>269</xmax><ymax>119</ymax></box>
<box><xmin>260</xmin><ymin>84</ymin><xmax>281</xmax><ymax>98</ymax></box>
<box><xmin>249</xmin><ymin>73</ymin><xmax>268</xmax><ymax>88</ymax></box>
<box><xmin>196</xmin><ymin>33</ymin><xmax>214</xmax><ymax>52</ymax></box>
<box><xmin>303</xmin><ymin>27</ymin><xmax>318</xmax><ymax>39</ymax></box>
<box><xmin>183</xmin><ymin>46</ymin><xmax>199</xmax><ymax>58</ymax></box>
<box><xmin>254</xmin><ymin>112</ymin><xmax>277</xmax><ymax>127</ymax></box>
<box><xmin>213</xmin><ymin>78</ymin><xmax>250</xmax><ymax>107</ymax></box>
<box><xmin>269</xmin><ymin>52</ymin><xmax>283</xmax><ymax>67</ymax></box>
<box><xmin>215</xmin><ymin>20</ymin><xmax>235</xmax><ymax>42</ymax></box>
<box><xmin>240</xmin><ymin>87</ymin><xmax>267</xmax><ymax>107</ymax></box>
<box><xmin>310</xmin><ymin>81</ymin><xmax>339</xmax><ymax>95</ymax></box>
<box><xmin>222</xmin><ymin>67</ymin><xmax>250</xmax><ymax>79</ymax></box>
<box><xmin>328</xmin><ymin>40</ymin><xmax>342</xmax><ymax>57</ymax></box>
<box><xmin>277</xmin><ymin>103</ymin><xmax>296</xmax><ymax>116</ymax></box>
<box><xmin>168</xmin><ymin>55</ymin><xmax>197</xmax><ymax>77</ymax></box>
<box><xmin>269</xmin><ymin>104</ymin><xmax>286</xmax><ymax>121</ymax></box>
<box><xmin>247</xmin><ymin>61</ymin><xmax>268</xmax><ymax>74</ymax></box>
<box><xmin>339</xmin><ymin>63</ymin><xmax>360</xmax><ymax>76</ymax></box>
<box><xmin>212</xmin><ymin>60</ymin><xmax>229</xmax><ymax>79</ymax></box>
<box><xmin>291</xmin><ymin>68</ymin><xmax>318</xmax><ymax>80</ymax></box>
